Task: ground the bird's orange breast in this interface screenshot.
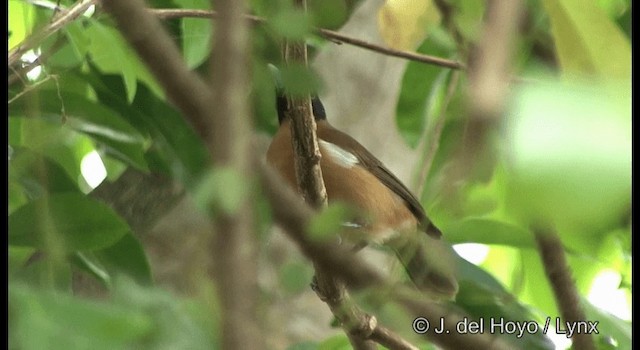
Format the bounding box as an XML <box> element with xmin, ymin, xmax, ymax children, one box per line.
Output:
<box><xmin>266</xmin><ymin>120</ymin><xmax>417</xmax><ymax>242</ymax></box>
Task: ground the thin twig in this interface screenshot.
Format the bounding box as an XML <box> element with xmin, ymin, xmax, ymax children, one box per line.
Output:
<box><xmin>149</xmin><ymin>8</ymin><xmax>465</xmax><ymax>70</ymax></box>
<box><xmin>8</xmin><ymin>75</ymin><xmax>54</xmax><ymax>105</ymax></box>
<box><xmin>9</xmin><ymin>34</ymin><xmax>67</xmax><ymax>86</ymax></box>
<box><xmin>534</xmin><ymin>227</ymin><xmax>596</xmax><ymax>350</ymax></box>
<box><xmin>8</xmin><ymin>0</ymin><xmax>98</xmax><ymax>67</ymax></box>
<box><xmin>316</xmin><ymin>28</ymin><xmax>465</xmax><ymax>69</ymax></box>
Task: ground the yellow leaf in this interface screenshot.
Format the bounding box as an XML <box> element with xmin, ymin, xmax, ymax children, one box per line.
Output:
<box><xmin>377</xmin><ymin>0</ymin><xmax>441</xmax><ymax>51</ymax></box>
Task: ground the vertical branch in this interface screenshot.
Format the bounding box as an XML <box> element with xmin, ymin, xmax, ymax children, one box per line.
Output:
<box><xmin>534</xmin><ymin>227</ymin><xmax>596</xmax><ymax>350</ymax></box>
<box><xmin>467</xmin><ymin>0</ymin><xmax>522</xmax><ymax>120</ymax></box>
<box><xmin>209</xmin><ymin>0</ymin><xmax>262</xmax><ymax>349</ymax></box>
<box><xmin>283</xmin><ymin>1</ymin><xmax>372</xmax><ymax>349</ymax></box>
<box><xmin>446</xmin><ymin>0</ymin><xmax>523</xmax><ymax>192</ymax></box>
<box><xmin>283</xmin><ymin>0</ymin><xmax>327</xmax><ymax>208</ymax></box>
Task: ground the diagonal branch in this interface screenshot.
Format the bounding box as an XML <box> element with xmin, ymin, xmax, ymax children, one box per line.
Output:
<box><xmin>9</xmin><ymin>0</ymin><xmax>98</xmax><ymax>67</ymax></box>
<box><xmin>534</xmin><ymin>227</ymin><xmax>596</xmax><ymax>350</ymax></box>
<box><xmin>149</xmin><ymin>8</ymin><xmax>465</xmax><ymax>70</ymax></box>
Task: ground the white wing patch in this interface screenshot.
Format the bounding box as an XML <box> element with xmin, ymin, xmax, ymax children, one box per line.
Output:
<box><xmin>319</xmin><ymin>140</ymin><xmax>359</xmax><ymax>168</ymax></box>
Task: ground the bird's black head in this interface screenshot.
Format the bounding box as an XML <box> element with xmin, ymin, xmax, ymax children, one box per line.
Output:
<box><xmin>270</xmin><ymin>64</ymin><xmax>326</xmax><ymax>125</ymax></box>
<box><xmin>275</xmin><ymin>95</ymin><xmax>326</xmax><ymax>124</ymax></box>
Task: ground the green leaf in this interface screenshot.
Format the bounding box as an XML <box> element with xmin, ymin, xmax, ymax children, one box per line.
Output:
<box><xmin>109</xmin><ymin>277</ymin><xmax>216</xmax><ymax>349</ymax></box>
<box><xmin>174</xmin><ymin>0</ymin><xmax>212</xmax><ymax>68</ymax></box>
<box><xmin>316</xmin><ymin>334</ymin><xmax>352</xmax><ymax>350</ymax></box>
<box><xmin>308</xmin><ymin>0</ymin><xmax>349</xmax><ymax>29</ymax></box>
<box><xmin>71</xmin><ymin>233</ymin><xmax>153</xmax><ymax>289</ymax></box>
<box><xmin>9</xmin><ymin>148</ymin><xmax>80</xmax><ymax>199</ymax></box>
<box><xmin>86</xmin><ymin>20</ymin><xmax>163</xmax><ymax>101</ymax></box>
<box><xmin>131</xmin><ymin>79</ymin><xmax>210</xmax><ymax>180</ymax></box>
<box><xmin>64</xmin><ymin>20</ymin><xmax>91</xmax><ymax>59</ymax></box>
<box><xmin>542</xmin><ymin>0</ymin><xmax>631</xmax><ymax>78</ymax></box>
<box><xmin>287</xmin><ymin>341</ymin><xmax>319</xmax><ymax>350</ymax></box>
<box><xmin>11</xmin><ymin>253</ymin><xmax>73</xmax><ymax>291</ymax></box>
<box><xmin>9</xmin><ymin>117</ymin><xmax>95</xmax><ymax>192</ymax></box>
<box><xmin>85</xmin><ymin>70</ymin><xmax>209</xmax><ymax>181</ymax></box>
<box><xmin>443</xmin><ymin>217</ymin><xmax>533</xmax><ymax>247</ymax></box>
<box><xmin>8</xmin><ymin>246</ymin><xmax>35</xmax><ymax>276</ymax></box>
<box><xmin>518</xmin><ymin>249</ymin><xmax>558</xmax><ymax>319</ymax></box>
<box><xmin>583</xmin><ymin>298</ymin><xmax>631</xmax><ymax>350</ymax></box>
<box><xmin>504</xmin><ymin>79</ymin><xmax>631</xmax><ymax>236</ymax></box>
<box><xmin>9</xmin><ymin>193</ymin><xmax>130</xmax><ymax>252</ymax></box>
<box><xmin>279</xmin><ymin>261</ymin><xmax>313</xmax><ymax>294</ymax></box>
<box><xmin>455</xmin><ymin>257</ymin><xmax>555</xmax><ymax>350</ymax></box>
<box><xmin>193</xmin><ymin>167</ymin><xmax>250</xmax><ymax>215</ymax></box>
<box><xmin>253</xmin><ymin>60</ymin><xmax>280</xmax><ymax>134</ymax></box>
<box><xmin>9</xmin><ymin>89</ymin><xmax>149</xmax><ymax>171</ymax></box>
<box><xmin>41</xmin><ymin>20</ymin><xmax>91</xmax><ymax>69</ymax></box>
<box><xmin>95</xmin><ymin>234</ymin><xmax>154</xmax><ymax>286</ymax></box>
<box><xmin>280</xmin><ymin>64</ymin><xmax>324</xmax><ymax>98</ymax></box>
<box><xmin>452</xmin><ymin>0</ymin><xmax>486</xmax><ymax>42</ymax></box>
<box><xmin>307</xmin><ymin>202</ymin><xmax>356</xmax><ymax>241</ymax></box>
<box><xmin>71</xmin><ymin>252</ymin><xmax>112</xmax><ymax>288</ymax></box>
<box><xmin>9</xmin><ymin>0</ymin><xmax>35</xmax><ymax>50</ymax></box>
<box><xmin>9</xmin><ymin>283</ymin><xmax>154</xmax><ymax>350</ymax></box>
<box><xmin>396</xmin><ymin>33</ymin><xmax>456</xmax><ymax>148</ymax></box>
<box><xmin>269</xmin><ymin>7</ymin><xmax>313</xmax><ymax>40</ymax></box>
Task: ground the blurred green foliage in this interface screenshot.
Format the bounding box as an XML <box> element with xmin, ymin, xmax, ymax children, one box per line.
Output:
<box><xmin>8</xmin><ymin>0</ymin><xmax>630</xmax><ymax>349</ymax></box>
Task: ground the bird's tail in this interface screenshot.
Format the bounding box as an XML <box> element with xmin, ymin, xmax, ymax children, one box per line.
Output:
<box><xmin>391</xmin><ymin>234</ymin><xmax>459</xmax><ymax>300</ymax></box>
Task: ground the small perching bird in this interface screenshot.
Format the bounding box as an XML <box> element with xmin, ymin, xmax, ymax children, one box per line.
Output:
<box><xmin>266</xmin><ymin>65</ymin><xmax>458</xmax><ymax>299</ymax></box>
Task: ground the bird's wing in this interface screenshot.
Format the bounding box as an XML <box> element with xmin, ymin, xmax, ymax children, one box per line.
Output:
<box><xmin>318</xmin><ymin>124</ymin><xmax>441</xmax><ymax>238</ymax></box>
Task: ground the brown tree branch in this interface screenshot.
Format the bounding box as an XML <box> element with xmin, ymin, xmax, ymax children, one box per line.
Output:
<box><xmin>315</xmin><ymin>28</ymin><xmax>465</xmax><ymax>70</ymax></box>
<box><xmin>8</xmin><ymin>0</ymin><xmax>98</xmax><ymax>67</ymax></box>
<box><xmin>149</xmin><ymin>8</ymin><xmax>465</xmax><ymax>70</ymax></box>
<box><xmin>102</xmin><ymin>0</ymin><xmax>262</xmax><ymax>348</ymax></box>
<box><xmin>443</xmin><ymin>0</ymin><xmax>524</xmax><ymax>197</ymax></box>
<box><xmin>208</xmin><ymin>0</ymin><xmax>262</xmax><ymax>348</ymax></box>
<box><xmin>534</xmin><ymin>227</ymin><xmax>596</xmax><ymax>350</ymax></box>
<box><xmin>280</xmin><ymin>0</ymin><xmax>375</xmax><ymax>348</ymax></box>
<box><xmin>90</xmin><ymin>169</ymin><xmax>184</xmax><ymax>235</ymax></box>
<box><xmin>467</xmin><ymin>0</ymin><xmax>523</xmax><ymax>121</ymax></box>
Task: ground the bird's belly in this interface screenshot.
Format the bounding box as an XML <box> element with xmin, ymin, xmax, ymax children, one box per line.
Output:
<box><xmin>266</xmin><ymin>134</ymin><xmax>418</xmax><ymax>243</ymax></box>
<box><xmin>320</xmin><ymin>158</ymin><xmax>417</xmax><ymax>242</ymax></box>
